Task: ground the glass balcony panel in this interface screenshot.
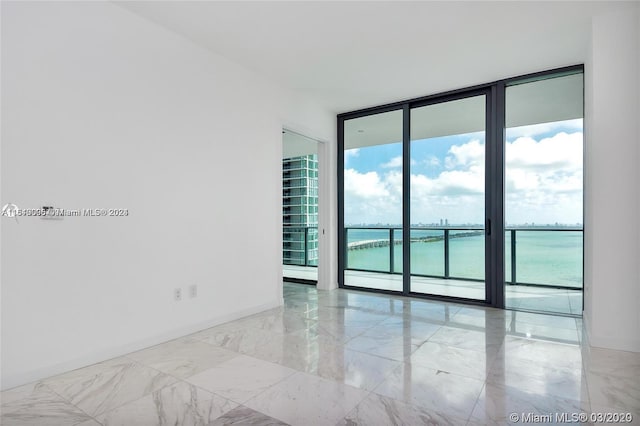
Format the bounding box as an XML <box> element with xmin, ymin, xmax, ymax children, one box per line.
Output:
<box><xmin>448</xmin><ymin>230</ymin><xmax>485</xmax><ymax>280</ymax></box>
<box><xmin>346</xmin><ymin>228</ymin><xmax>391</xmax><ymax>273</ymax></box>
<box><xmin>514</xmin><ymin>230</ymin><xmax>583</xmax><ymax>288</ymax></box>
<box><xmin>409</xmin><ymin>229</ymin><xmax>444</xmax><ymax>277</ymax></box>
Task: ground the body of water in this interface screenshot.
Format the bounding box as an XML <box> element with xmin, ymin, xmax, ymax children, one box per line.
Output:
<box><xmin>346</xmin><ymin>228</ymin><xmax>583</xmax><ymax>288</ymax></box>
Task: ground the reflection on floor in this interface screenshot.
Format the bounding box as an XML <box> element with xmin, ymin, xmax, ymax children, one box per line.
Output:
<box><xmin>505</xmin><ymin>283</ymin><xmax>583</xmax><ymax>316</ymax></box>
<box><xmin>283</xmin><ymin>264</ymin><xmax>318</xmax><ymax>281</ymax></box>
<box><xmin>3</xmin><ymin>283</ymin><xmax>636</xmax><ymax>426</ymax></box>
<box><xmin>345</xmin><ymin>270</ymin><xmax>582</xmax><ymax>315</ymax></box>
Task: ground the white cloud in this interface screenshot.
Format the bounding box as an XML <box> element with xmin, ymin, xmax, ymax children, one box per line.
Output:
<box><xmin>344</xmin><ymin>168</ymin><xmax>403</xmax><ymax>224</ymax></box>
<box><xmin>445</xmin><ymin>139</ymin><xmax>484</xmax><ymax>169</ymax></box>
<box><xmin>344</xmin><ymin>168</ymin><xmax>388</xmax><ymax>198</ymax></box>
<box><xmin>344</xmin><ymin>131</ymin><xmax>584</xmax><ymax>225</ymax></box>
<box><xmin>504</xmin><ymin>131</ymin><xmax>583</xmax><ymax>224</ymax></box>
<box><xmin>436</xmin><ymin>167</ymin><xmax>485</xmax><ymax>195</ymax></box>
<box><xmin>409</xmin><ymin>165</ymin><xmax>486</xmax><ymax>224</ymax></box>
<box><xmin>506</xmin><ymin>132</ymin><xmax>582</xmax><ymax>171</ymax></box>
<box><xmin>380</xmin><ymin>156</ymin><xmax>417</xmax><ymax>169</ymax></box>
<box><xmin>425</xmin><ymin>156</ymin><xmax>441</xmax><ymax>167</ymax></box>
<box><xmin>344</xmin><ymin>148</ymin><xmax>360</xmax><ymax>167</ymax></box>
<box><xmin>381</xmin><ymin>156</ymin><xmax>403</xmax><ymax>169</ymax></box>
<box><xmin>506</xmin><ymin>119</ymin><xmax>583</xmax><ymax>139</ymax></box>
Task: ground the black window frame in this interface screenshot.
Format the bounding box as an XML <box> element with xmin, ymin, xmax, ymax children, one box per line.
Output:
<box><xmin>337</xmin><ymin>64</ymin><xmax>584</xmax><ymax>310</ymax></box>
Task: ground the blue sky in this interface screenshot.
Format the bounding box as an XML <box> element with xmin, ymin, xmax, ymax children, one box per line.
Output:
<box><xmin>344</xmin><ymin>119</ymin><xmax>583</xmax><ymax>226</ymax></box>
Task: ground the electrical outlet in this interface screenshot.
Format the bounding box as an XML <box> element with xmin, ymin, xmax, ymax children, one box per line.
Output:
<box><xmin>174</xmin><ymin>288</ymin><xmax>182</xmax><ymax>301</ymax></box>
<box><xmin>189</xmin><ymin>284</ymin><xmax>197</xmax><ymax>298</ymax></box>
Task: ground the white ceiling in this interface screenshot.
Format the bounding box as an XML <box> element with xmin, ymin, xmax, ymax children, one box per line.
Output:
<box><xmin>116</xmin><ymin>1</ymin><xmax>620</xmax><ymax>114</ymax></box>
<box><xmin>344</xmin><ymin>72</ymin><xmax>584</xmax><ymax>150</ymax></box>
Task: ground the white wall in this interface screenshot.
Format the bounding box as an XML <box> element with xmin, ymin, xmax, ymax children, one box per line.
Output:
<box><xmin>0</xmin><ymin>1</ymin><xmax>333</xmax><ymax>390</ymax></box>
<box><xmin>317</xmin><ymin>130</ymin><xmax>339</xmax><ymax>291</ymax></box>
<box><xmin>584</xmin><ymin>3</ymin><xmax>640</xmax><ymax>352</ymax></box>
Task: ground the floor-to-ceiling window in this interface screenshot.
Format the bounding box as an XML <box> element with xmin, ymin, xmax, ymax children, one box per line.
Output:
<box><xmin>338</xmin><ymin>66</ymin><xmax>584</xmax><ymax>315</ymax></box>
<box><xmin>503</xmin><ymin>72</ymin><xmax>584</xmax><ymax>314</ymax></box>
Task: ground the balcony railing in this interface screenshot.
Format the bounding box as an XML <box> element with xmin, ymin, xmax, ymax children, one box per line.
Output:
<box><xmin>344</xmin><ymin>226</ymin><xmax>583</xmax><ymax>289</ymax></box>
<box><xmin>283</xmin><ymin>226</ymin><xmax>318</xmax><ymax>267</ymax></box>
<box><xmin>282</xmin><ymin>225</ymin><xmax>583</xmax><ymax>289</ymax></box>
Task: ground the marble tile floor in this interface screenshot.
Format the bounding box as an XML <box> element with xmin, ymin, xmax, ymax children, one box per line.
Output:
<box><xmin>2</xmin><ymin>283</ymin><xmax>638</xmax><ymax>426</ymax></box>
<box><xmin>344</xmin><ymin>270</ymin><xmax>583</xmax><ymax>315</ymax></box>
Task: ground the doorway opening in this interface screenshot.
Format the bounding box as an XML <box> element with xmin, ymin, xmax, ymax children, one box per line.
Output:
<box><xmin>282</xmin><ymin>129</ymin><xmax>319</xmax><ymax>284</ymax></box>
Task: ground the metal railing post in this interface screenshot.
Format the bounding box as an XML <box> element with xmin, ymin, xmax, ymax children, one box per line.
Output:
<box><xmin>444</xmin><ymin>229</ymin><xmax>450</xmax><ymax>278</ymax></box>
<box><xmin>389</xmin><ymin>228</ymin><xmax>395</xmax><ymax>274</ymax></box>
<box><xmin>304</xmin><ymin>227</ymin><xmax>309</xmax><ymax>266</ymax></box>
<box><xmin>510</xmin><ymin>229</ymin><xmax>516</xmax><ymax>285</ymax></box>
<box><xmin>344</xmin><ymin>228</ymin><xmax>349</xmax><ymax>269</ymax></box>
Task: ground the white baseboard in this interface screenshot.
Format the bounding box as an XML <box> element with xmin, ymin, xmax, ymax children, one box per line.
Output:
<box><xmin>588</xmin><ymin>334</ymin><xmax>640</xmax><ymax>353</ymax></box>
<box><xmin>582</xmin><ymin>315</ymin><xmax>640</xmax><ymax>353</ymax></box>
<box><xmin>1</xmin><ymin>298</ymin><xmax>283</xmax><ymax>391</ymax></box>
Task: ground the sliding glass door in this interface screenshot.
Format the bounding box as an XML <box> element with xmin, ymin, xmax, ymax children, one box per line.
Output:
<box><xmin>410</xmin><ymin>95</ymin><xmax>487</xmax><ymax>300</ymax></box>
<box><xmin>340</xmin><ymin>94</ymin><xmax>490</xmax><ymax>301</ymax></box>
<box><xmin>342</xmin><ymin>109</ymin><xmax>403</xmax><ymax>291</ymax></box>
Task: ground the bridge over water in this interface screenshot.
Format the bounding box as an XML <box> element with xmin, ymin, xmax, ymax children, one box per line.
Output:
<box><xmin>347</xmin><ymin>230</ymin><xmax>484</xmax><ymax>250</ymax></box>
